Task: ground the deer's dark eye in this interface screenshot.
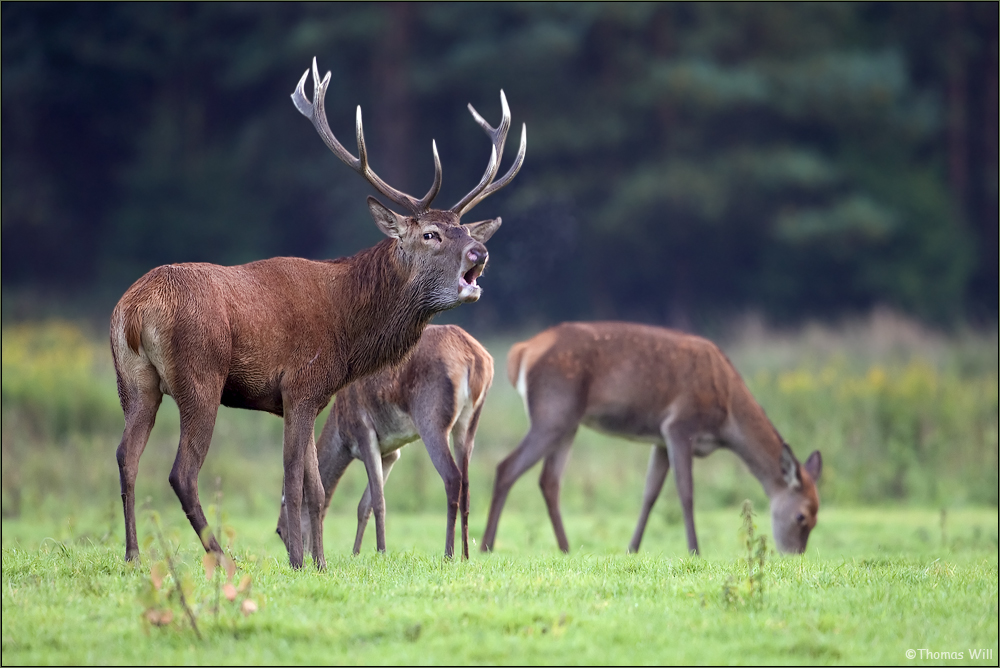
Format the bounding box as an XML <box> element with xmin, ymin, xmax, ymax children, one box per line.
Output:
<box><xmin>423</xmin><ymin>231</ymin><xmax>441</xmax><ymax>241</ymax></box>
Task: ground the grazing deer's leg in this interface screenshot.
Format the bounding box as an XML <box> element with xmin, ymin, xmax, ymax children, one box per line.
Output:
<box><xmin>169</xmin><ymin>398</ymin><xmax>224</xmax><ymax>558</ymax></box>
<box><xmin>116</xmin><ymin>379</ymin><xmax>163</xmax><ymax>563</ymax></box>
<box><xmin>357</xmin><ymin>434</ymin><xmax>388</xmax><ymax>553</ymax></box>
<box><xmin>481</xmin><ymin>422</ymin><xmax>577</xmax><ymax>551</ymax></box>
<box><xmin>452</xmin><ymin>405</ymin><xmax>483</xmax><ymax>560</ymax></box>
<box><xmin>420</xmin><ymin>427</ymin><xmax>462</xmax><ymax>559</ymax></box>
<box><xmin>354</xmin><ymin>450</ymin><xmax>400</xmax><ymax>554</ymax></box>
<box><xmin>664</xmin><ymin>420</ymin><xmax>700</xmax><ymax>555</ymax></box>
<box><xmin>318</xmin><ymin>433</ymin><xmax>356</xmax><ymax>514</ymax></box>
<box><xmin>628</xmin><ymin>445</ymin><xmax>671</xmax><ymax>554</ymax></box>
<box><xmin>539</xmin><ymin>431</ymin><xmax>576</xmax><ymax>553</ymax></box>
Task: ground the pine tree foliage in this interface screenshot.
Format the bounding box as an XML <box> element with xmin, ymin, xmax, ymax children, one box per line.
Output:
<box><xmin>2</xmin><ymin>3</ymin><xmax>996</xmax><ymax>325</ymax></box>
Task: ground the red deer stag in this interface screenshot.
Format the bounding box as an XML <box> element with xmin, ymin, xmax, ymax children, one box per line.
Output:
<box><xmin>276</xmin><ymin>324</ymin><xmax>493</xmax><ymax>559</ymax></box>
<box><xmin>110</xmin><ymin>58</ymin><xmax>525</xmax><ymax>569</ymax></box>
<box><xmin>481</xmin><ymin>322</ymin><xmax>822</xmax><ymax>556</ymax></box>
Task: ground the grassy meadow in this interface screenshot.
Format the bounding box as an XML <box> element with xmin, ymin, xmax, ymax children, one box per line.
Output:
<box><xmin>2</xmin><ymin>312</ymin><xmax>998</xmax><ymax>664</ymax></box>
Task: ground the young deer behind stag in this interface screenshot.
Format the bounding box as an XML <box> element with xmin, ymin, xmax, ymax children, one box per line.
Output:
<box><xmin>276</xmin><ymin>324</ymin><xmax>493</xmax><ymax>559</ymax></box>
<box><xmin>111</xmin><ymin>58</ymin><xmax>525</xmax><ymax>569</ymax></box>
<box><xmin>481</xmin><ymin>321</ymin><xmax>822</xmax><ymax>556</ymax></box>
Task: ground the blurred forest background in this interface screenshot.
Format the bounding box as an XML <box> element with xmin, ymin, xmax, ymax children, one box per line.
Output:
<box><xmin>2</xmin><ymin>4</ymin><xmax>998</xmax><ymax>530</ymax></box>
<box><xmin>3</xmin><ymin>2</ymin><xmax>998</xmax><ymax>330</ymax></box>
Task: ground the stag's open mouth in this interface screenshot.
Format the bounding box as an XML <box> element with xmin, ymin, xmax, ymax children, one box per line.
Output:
<box><xmin>463</xmin><ymin>263</ymin><xmax>484</xmax><ymax>287</ymax></box>
<box><xmin>457</xmin><ymin>257</ymin><xmax>486</xmax><ymax>302</ymax></box>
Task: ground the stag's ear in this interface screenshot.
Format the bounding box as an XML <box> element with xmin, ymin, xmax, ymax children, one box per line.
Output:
<box><xmin>464</xmin><ymin>217</ymin><xmax>502</xmax><ymax>243</ymax></box>
<box><xmin>780</xmin><ymin>443</ymin><xmax>802</xmax><ymax>489</ymax></box>
<box><xmin>367</xmin><ymin>196</ymin><xmax>408</xmax><ymax>239</ymax></box>
<box><xmin>803</xmin><ymin>450</ymin><xmax>822</xmax><ymax>482</ymax></box>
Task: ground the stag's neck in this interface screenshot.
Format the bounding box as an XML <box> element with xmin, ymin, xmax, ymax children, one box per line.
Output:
<box><xmin>727</xmin><ymin>384</ymin><xmax>788</xmax><ymax>498</ymax></box>
<box><xmin>333</xmin><ymin>239</ymin><xmax>435</xmax><ymax>385</ymax></box>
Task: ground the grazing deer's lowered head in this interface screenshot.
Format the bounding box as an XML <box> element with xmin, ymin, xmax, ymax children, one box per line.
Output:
<box><xmin>110</xmin><ymin>58</ymin><xmax>525</xmax><ymax>570</ymax></box>
<box><xmin>770</xmin><ymin>444</ymin><xmax>822</xmax><ymax>554</ymax></box>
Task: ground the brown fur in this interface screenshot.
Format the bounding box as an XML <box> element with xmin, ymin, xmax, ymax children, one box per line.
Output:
<box><xmin>114</xmin><ymin>66</ymin><xmax>524</xmax><ymax>569</ymax></box>
<box><xmin>481</xmin><ymin>321</ymin><xmax>823</xmax><ymax>555</ymax></box>
<box><xmin>275</xmin><ymin>324</ymin><xmax>493</xmax><ymax>559</ymax></box>
<box><xmin>111</xmin><ymin>200</ymin><xmax>500</xmax><ymax>570</ymax></box>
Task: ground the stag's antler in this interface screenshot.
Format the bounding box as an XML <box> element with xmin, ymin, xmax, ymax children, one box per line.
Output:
<box><xmin>292</xmin><ymin>58</ymin><xmax>442</xmax><ymax>216</ymax></box>
<box><xmin>450</xmin><ymin>90</ymin><xmax>527</xmax><ymax>218</ymax></box>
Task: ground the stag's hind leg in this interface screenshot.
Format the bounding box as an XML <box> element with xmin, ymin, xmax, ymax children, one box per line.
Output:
<box><xmin>115</xmin><ymin>366</ymin><xmax>163</xmax><ymax>563</ymax></box>
<box><xmin>169</xmin><ymin>395</ymin><xmax>224</xmax><ymax>558</ymax></box>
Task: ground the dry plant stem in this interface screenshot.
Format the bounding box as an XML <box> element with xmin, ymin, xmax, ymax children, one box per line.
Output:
<box><xmin>152</xmin><ymin>515</ymin><xmax>202</xmax><ymax>641</ymax></box>
<box><xmin>214</xmin><ymin>486</ymin><xmax>222</xmax><ymax>617</ymax></box>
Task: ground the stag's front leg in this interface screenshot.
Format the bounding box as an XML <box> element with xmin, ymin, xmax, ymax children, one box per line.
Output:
<box><xmin>282</xmin><ymin>403</ymin><xmax>326</xmax><ymax>569</ymax></box>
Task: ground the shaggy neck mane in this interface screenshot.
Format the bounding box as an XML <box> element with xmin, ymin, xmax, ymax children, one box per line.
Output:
<box><xmin>333</xmin><ymin>238</ymin><xmax>436</xmax><ymax>384</ymax></box>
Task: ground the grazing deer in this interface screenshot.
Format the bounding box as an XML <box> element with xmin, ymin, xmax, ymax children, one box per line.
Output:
<box><xmin>481</xmin><ymin>322</ymin><xmax>822</xmax><ymax>556</ymax></box>
<box><xmin>110</xmin><ymin>58</ymin><xmax>525</xmax><ymax>569</ymax></box>
<box><xmin>276</xmin><ymin>324</ymin><xmax>493</xmax><ymax>559</ymax></box>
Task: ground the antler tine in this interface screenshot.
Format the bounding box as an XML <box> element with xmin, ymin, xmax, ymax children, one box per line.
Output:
<box><xmin>293</xmin><ymin>57</ymin><xmax>441</xmax><ymax>215</ymax></box>
<box><xmin>451</xmin><ymin>90</ymin><xmax>526</xmax><ymax>217</ymax></box>
<box><xmin>355</xmin><ymin>107</ymin><xmax>443</xmax><ymax>214</ymax></box>
<box><xmin>414</xmin><ymin>140</ymin><xmax>443</xmax><ymax>212</ymax></box>
<box><xmin>460</xmin><ymin>122</ymin><xmax>526</xmax><ymax>216</ymax></box>
<box><xmin>292</xmin><ymin>59</ymin><xmax>359</xmax><ymax>171</ymax></box>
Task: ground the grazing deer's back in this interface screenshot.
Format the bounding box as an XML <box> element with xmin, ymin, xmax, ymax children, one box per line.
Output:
<box><xmin>511</xmin><ymin>322</ymin><xmax>743</xmax><ymax>440</ymax></box>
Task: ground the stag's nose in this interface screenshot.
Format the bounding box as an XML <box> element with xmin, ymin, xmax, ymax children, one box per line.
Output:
<box><xmin>467</xmin><ymin>247</ymin><xmax>488</xmax><ymax>266</ymax></box>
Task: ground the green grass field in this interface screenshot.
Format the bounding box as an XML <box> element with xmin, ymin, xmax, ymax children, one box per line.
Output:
<box><xmin>2</xmin><ymin>508</ymin><xmax>997</xmax><ymax>665</ymax></box>
<box><xmin>2</xmin><ymin>314</ymin><xmax>998</xmax><ymax>664</ymax></box>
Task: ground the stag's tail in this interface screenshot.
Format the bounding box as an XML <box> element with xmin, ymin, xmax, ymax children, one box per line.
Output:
<box><xmin>109</xmin><ymin>272</ymin><xmax>174</xmax><ymax>410</ymax></box>
<box><xmin>123</xmin><ymin>307</ymin><xmax>143</xmax><ymax>355</ymax></box>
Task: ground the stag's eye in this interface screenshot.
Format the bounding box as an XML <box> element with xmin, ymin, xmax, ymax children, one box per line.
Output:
<box><xmin>796</xmin><ymin>512</ymin><xmax>807</xmax><ymax>525</ymax></box>
<box><xmin>422</xmin><ymin>231</ymin><xmax>441</xmax><ymax>242</ymax></box>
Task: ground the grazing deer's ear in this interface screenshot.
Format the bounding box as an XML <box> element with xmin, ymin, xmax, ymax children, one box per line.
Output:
<box><xmin>803</xmin><ymin>450</ymin><xmax>822</xmax><ymax>482</ymax></box>
<box><xmin>464</xmin><ymin>217</ymin><xmax>502</xmax><ymax>243</ymax></box>
<box><xmin>780</xmin><ymin>443</ymin><xmax>802</xmax><ymax>489</ymax></box>
<box><xmin>367</xmin><ymin>197</ymin><xmax>408</xmax><ymax>239</ymax></box>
